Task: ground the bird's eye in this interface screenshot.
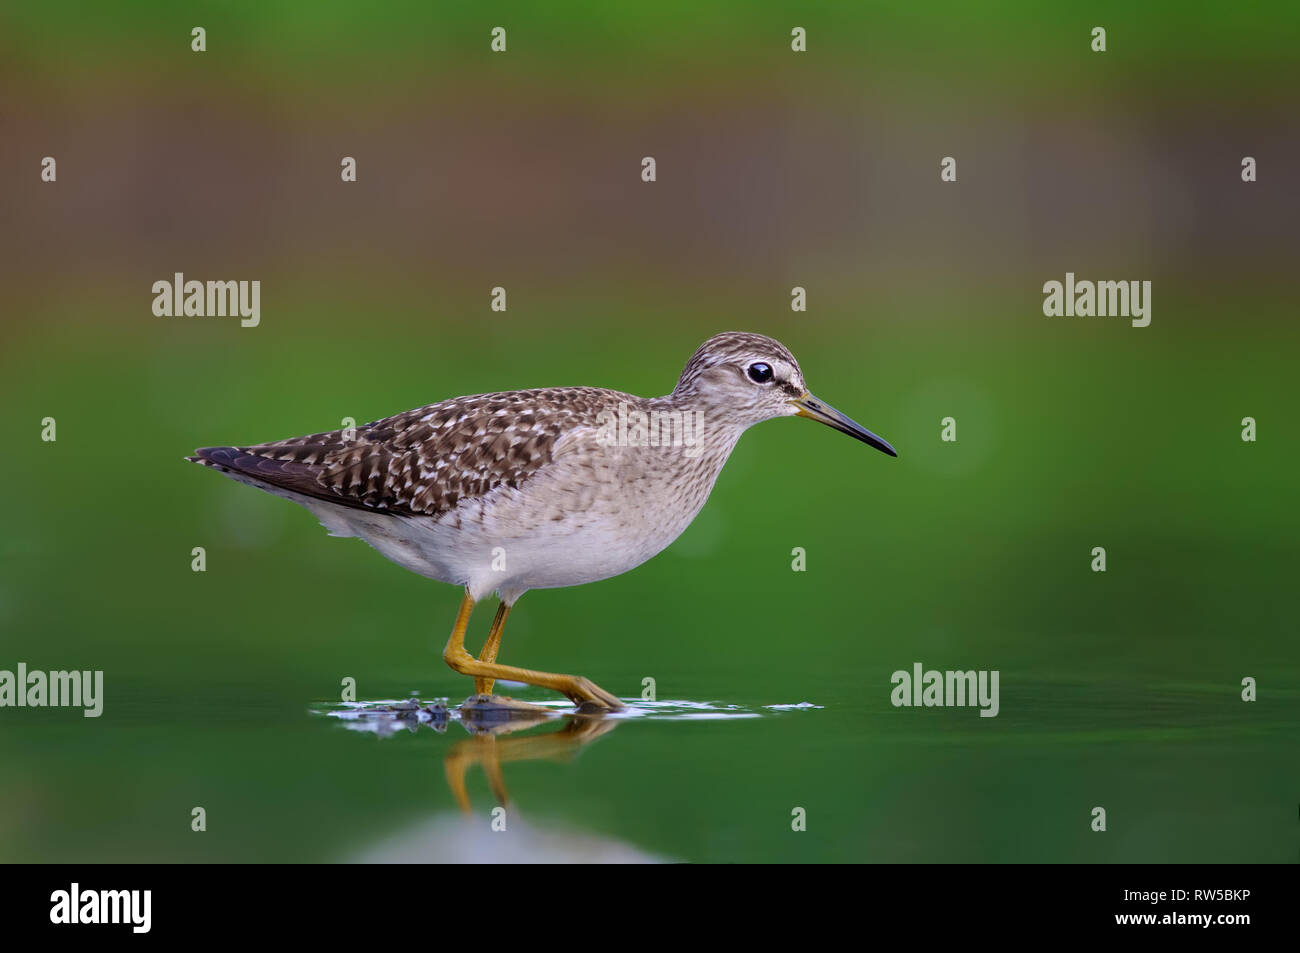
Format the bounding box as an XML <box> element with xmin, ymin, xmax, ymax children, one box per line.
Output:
<box><xmin>747</xmin><ymin>362</ymin><xmax>774</xmax><ymax>384</ymax></box>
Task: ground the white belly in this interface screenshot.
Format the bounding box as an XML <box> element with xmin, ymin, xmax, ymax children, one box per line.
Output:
<box><xmin>296</xmin><ymin>432</ymin><xmax>740</xmax><ymax>603</ymax></box>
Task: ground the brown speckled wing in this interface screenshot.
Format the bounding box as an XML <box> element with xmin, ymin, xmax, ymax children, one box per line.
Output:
<box><xmin>189</xmin><ymin>387</ymin><xmax>629</xmax><ymax>519</ymax></box>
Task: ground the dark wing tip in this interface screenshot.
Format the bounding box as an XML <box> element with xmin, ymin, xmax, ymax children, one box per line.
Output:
<box><xmin>187</xmin><ymin>444</ymin><xmax>380</xmax><ymax>513</ymax></box>
<box><xmin>187</xmin><ymin>446</ymin><xmax>240</xmax><ymax>468</ymax></box>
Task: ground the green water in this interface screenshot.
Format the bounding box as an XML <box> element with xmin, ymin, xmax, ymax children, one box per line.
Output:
<box><xmin>3</xmin><ymin>671</ymin><xmax>1295</xmax><ymax>862</ymax></box>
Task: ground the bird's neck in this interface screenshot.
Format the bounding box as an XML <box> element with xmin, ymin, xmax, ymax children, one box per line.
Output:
<box><xmin>644</xmin><ymin>393</ymin><xmax>748</xmax><ymax>469</ymax></box>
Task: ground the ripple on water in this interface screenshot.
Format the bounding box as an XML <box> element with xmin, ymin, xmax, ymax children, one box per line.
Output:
<box><xmin>312</xmin><ymin>695</ymin><xmax>826</xmax><ymax>736</ymax></box>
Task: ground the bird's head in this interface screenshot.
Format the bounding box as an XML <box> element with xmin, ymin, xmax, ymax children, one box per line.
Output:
<box><xmin>671</xmin><ymin>331</ymin><xmax>897</xmax><ymax>456</ymax></box>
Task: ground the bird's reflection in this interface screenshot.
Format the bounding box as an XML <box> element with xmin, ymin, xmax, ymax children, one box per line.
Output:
<box><xmin>330</xmin><ymin>695</ymin><xmax>667</xmax><ymax>862</ymax></box>
<box><xmin>445</xmin><ymin>697</ymin><xmax>620</xmax><ymax>813</ymax></box>
<box><xmin>325</xmin><ymin>693</ymin><xmax>774</xmax><ymax>862</ymax></box>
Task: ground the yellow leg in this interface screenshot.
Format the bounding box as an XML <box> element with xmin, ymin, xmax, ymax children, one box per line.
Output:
<box><xmin>480</xmin><ymin>743</ymin><xmax>509</xmax><ymax>805</ymax></box>
<box><xmin>443</xmin><ymin>748</ymin><xmax>473</xmax><ymax>814</ymax></box>
<box><xmin>474</xmin><ymin>602</ymin><xmax>510</xmax><ymax>695</ymax></box>
<box><xmin>442</xmin><ymin>590</ymin><xmax>623</xmax><ymax>709</ymax></box>
<box><xmin>444</xmin><ymin>736</ymin><xmax>509</xmax><ymax>815</ymax></box>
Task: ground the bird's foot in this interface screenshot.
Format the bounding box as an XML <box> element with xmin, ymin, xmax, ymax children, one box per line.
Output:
<box><xmin>460</xmin><ymin>693</ymin><xmax>552</xmax><ymax>717</ymax></box>
<box><xmin>565</xmin><ymin>677</ymin><xmax>625</xmax><ymax>711</ymax></box>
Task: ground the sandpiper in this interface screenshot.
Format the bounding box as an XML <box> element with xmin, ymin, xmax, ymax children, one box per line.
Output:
<box><xmin>188</xmin><ymin>331</ymin><xmax>896</xmax><ymax>710</ymax></box>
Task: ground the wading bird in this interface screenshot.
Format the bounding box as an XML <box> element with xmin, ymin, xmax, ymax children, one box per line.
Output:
<box><xmin>189</xmin><ymin>332</ymin><xmax>896</xmax><ymax>709</ymax></box>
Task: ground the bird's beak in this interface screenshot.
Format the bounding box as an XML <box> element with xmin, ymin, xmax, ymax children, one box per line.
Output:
<box><xmin>789</xmin><ymin>392</ymin><xmax>897</xmax><ymax>457</ymax></box>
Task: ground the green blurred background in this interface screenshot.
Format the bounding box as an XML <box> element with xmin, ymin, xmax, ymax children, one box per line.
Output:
<box><xmin>1</xmin><ymin>1</ymin><xmax>1297</xmax><ymax>862</ymax></box>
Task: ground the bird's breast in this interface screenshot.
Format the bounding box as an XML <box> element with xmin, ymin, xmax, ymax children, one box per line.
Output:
<box><xmin>458</xmin><ymin>431</ymin><xmax>740</xmax><ymax>592</ymax></box>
